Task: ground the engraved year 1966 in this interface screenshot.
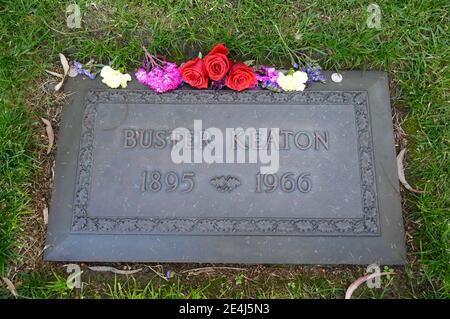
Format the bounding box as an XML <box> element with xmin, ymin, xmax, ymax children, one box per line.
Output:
<box><xmin>255</xmin><ymin>172</ymin><xmax>312</xmax><ymax>193</ymax></box>
<box><xmin>141</xmin><ymin>170</ymin><xmax>195</xmax><ymax>193</ymax></box>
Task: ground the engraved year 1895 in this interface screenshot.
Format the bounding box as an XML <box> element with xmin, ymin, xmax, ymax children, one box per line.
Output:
<box><xmin>141</xmin><ymin>170</ymin><xmax>195</xmax><ymax>193</ymax></box>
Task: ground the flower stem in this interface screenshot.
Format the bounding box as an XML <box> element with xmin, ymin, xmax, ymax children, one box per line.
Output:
<box><xmin>142</xmin><ymin>46</ymin><xmax>163</xmax><ymax>70</ymax></box>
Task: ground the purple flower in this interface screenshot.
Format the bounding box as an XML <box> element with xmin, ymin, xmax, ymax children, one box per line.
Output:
<box><xmin>82</xmin><ymin>69</ymin><xmax>95</xmax><ymax>80</ymax></box>
<box><xmin>293</xmin><ymin>63</ymin><xmax>299</xmax><ymax>69</ymax></box>
<box><xmin>264</xmin><ymin>81</ymin><xmax>283</xmax><ymax>92</ymax></box>
<box><xmin>302</xmin><ymin>65</ymin><xmax>326</xmax><ymax>83</ymax></box>
<box><xmin>255</xmin><ymin>66</ymin><xmax>282</xmax><ymax>91</ymax></box>
<box><xmin>72</xmin><ymin>61</ymin><xmax>83</xmax><ymax>72</ymax></box>
<box><xmin>211</xmin><ymin>78</ymin><xmax>226</xmax><ymax>90</ymax></box>
<box><xmin>72</xmin><ymin>60</ymin><xmax>95</xmax><ymax>79</ymax></box>
<box><xmin>166</xmin><ymin>270</ymin><xmax>172</xmax><ymax>278</ymax></box>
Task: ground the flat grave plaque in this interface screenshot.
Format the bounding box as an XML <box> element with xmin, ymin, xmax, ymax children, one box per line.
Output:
<box><xmin>45</xmin><ymin>71</ymin><xmax>405</xmax><ymax>264</ymax></box>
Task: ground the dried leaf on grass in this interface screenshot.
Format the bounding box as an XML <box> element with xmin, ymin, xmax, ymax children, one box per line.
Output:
<box><xmin>54</xmin><ymin>80</ymin><xmax>64</xmax><ymax>92</ymax></box>
<box><xmin>54</xmin><ymin>53</ymin><xmax>70</xmax><ymax>91</ymax></box>
<box><xmin>60</xmin><ymin>53</ymin><xmax>70</xmax><ymax>75</ymax></box>
<box><xmin>345</xmin><ymin>272</ymin><xmax>395</xmax><ymax>299</ymax></box>
<box><xmin>41</xmin><ymin>118</ymin><xmax>54</xmax><ymax>154</ymax></box>
<box><xmin>2</xmin><ymin>277</ymin><xmax>18</xmax><ymax>298</ymax></box>
<box><xmin>45</xmin><ymin>70</ymin><xmax>64</xmax><ymax>78</ymax></box>
<box><xmin>88</xmin><ymin>266</ymin><xmax>142</xmax><ymax>275</ymax></box>
<box><xmin>397</xmin><ymin>148</ymin><xmax>423</xmax><ymax>193</ymax></box>
<box><xmin>43</xmin><ymin>207</ymin><xmax>48</xmax><ymax>225</ymax></box>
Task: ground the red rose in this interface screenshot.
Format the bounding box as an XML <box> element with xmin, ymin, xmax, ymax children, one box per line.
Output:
<box><xmin>225</xmin><ymin>62</ymin><xmax>257</xmax><ymax>91</ymax></box>
<box><xmin>204</xmin><ymin>43</ymin><xmax>231</xmax><ymax>81</ymax></box>
<box><xmin>180</xmin><ymin>57</ymin><xmax>208</xmax><ymax>89</ymax></box>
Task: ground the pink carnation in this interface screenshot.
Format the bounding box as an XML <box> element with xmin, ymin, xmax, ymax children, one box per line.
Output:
<box><xmin>135</xmin><ymin>67</ymin><xmax>150</xmax><ymax>86</ymax></box>
<box><xmin>135</xmin><ymin>63</ymin><xmax>182</xmax><ymax>93</ymax></box>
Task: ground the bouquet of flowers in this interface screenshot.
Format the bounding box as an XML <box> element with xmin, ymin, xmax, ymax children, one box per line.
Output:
<box><xmin>55</xmin><ymin>42</ymin><xmax>327</xmax><ymax>93</ymax></box>
<box><xmin>121</xmin><ymin>43</ymin><xmax>325</xmax><ymax>93</ymax></box>
<box><xmin>135</xmin><ymin>47</ymin><xmax>183</xmax><ymax>93</ymax></box>
<box><xmin>179</xmin><ymin>43</ymin><xmax>257</xmax><ymax>92</ymax></box>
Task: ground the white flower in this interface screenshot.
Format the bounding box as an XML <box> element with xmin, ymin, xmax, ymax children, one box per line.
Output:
<box><xmin>100</xmin><ymin>66</ymin><xmax>132</xmax><ymax>88</ymax></box>
<box><xmin>276</xmin><ymin>71</ymin><xmax>308</xmax><ymax>91</ymax></box>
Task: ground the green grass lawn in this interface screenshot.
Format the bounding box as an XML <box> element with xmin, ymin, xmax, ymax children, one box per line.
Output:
<box><xmin>0</xmin><ymin>0</ymin><xmax>448</xmax><ymax>298</ymax></box>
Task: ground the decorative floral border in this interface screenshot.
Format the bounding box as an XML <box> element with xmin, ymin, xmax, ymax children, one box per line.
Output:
<box><xmin>71</xmin><ymin>89</ymin><xmax>379</xmax><ymax>236</ymax></box>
